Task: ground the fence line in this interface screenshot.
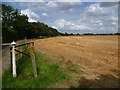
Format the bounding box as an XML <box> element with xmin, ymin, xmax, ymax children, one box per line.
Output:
<box><xmin>10</xmin><ymin>41</ymin><xmax>37</xmax><ymax>78</ymax></box>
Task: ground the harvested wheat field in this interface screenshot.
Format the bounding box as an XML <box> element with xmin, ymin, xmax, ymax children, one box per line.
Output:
<box><xmin>34</xmin><ymin>35</ymin><xmax>119</xmax><ymax>88</ymax></box>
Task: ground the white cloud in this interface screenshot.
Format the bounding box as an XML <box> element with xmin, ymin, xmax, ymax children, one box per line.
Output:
<box><xmin>23</xmin><ymin>1</ymin><xmax>58</xmax><ymax>11</ymax></box>
<box><xmin>19</xmin><ymin>2</ymin><xmax>118</xmax><ymax>33</ymax></box>
<box><xmin>111</xmin><ymin>17</ymin><xmax>118</xmax><ymax>21</ymax></box>
<box><xmin>76</xmin><ymin>3</ymin><xmax>118</xmax><ymax>33</ymax></box>
<box><xmin>51</xmin><ymin>2</ymin><xmax>118</xmax><ymax>33</ymax></box>
<box><xmin>112</xmin><ymin>22</ymin><xmax>117</xmax><ymax>25</ymax></box>
<box><xmin>28</xmin><ymin>18</ymin><xmax>38</xmax><ymax>22</ymax></box>
<box><xmin>96</xmin><ymin>21</ymin><xmax>103</xmax><ymax>25</ymax></box>
<box><xmin>21</xmin><ymin>9</ymin><xmax>40</xmax><ymax>22</ymax></box>
<box><xmin>87</xmin><ymin>3</ymin><xmax>103</xmax><ymax>13</ymax></box>
<box><xmin>57</xmin><ymin>2</ymin><xmax>81</xmax><ymax>12</ymax></box>
<box><xmin>85</xmin><ymin>3</ymin><xmax>118</xmax><ymax>19</ymax></box>
<box><xmin>85</xmin><ymin>3</ymin><xmax>110</xmax><ymax>18</ymax></box>
<box><xmin>25</xmin><ymin>1</ymin><xmax>81</xmax><ymax>12</ymax></box>
<box><xmin>54</xmin><ymin>19</ymin><xmax>87</xmax><ymax>30</ymax></box>
<box><xmin>51</xmin><ymin>26</ymin><xmax>58</xmax><ymax>29</ymax></box>
<box><xmin>41</xmin><ymin>13</ymin><xmax>48</xmax><ymax>17</ymax></box>
<box><xmin>46</xmin><ymin>1</ymin><xmax>58</xmax><ymax>8</ymax></box>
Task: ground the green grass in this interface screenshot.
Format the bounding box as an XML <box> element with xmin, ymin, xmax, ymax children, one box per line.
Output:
<box><xmin>2</xmin><ymin>50</ymin><xmax>70</xmax><ymax>88</ymax></box>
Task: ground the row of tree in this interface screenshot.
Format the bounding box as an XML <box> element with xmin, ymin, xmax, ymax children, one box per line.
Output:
<box><xmin>2</xmin><ymin>4</ymin><xmax>60</xmax><ymax>43</ymax></box>
<box><xmin>1</xmin><ymin>4</ymin><xmax>120</xmax><ymax>43</ymax></box>
<box><xmin>60</xmin><ymin>32</ymin><xmax>120</xmax><ymax>36</ymax></box>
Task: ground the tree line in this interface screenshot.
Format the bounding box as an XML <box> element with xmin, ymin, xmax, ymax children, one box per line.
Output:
<box><xmin>2</xmin><ymin>4</ymin><xmax>60</xmax><ymax>43</ymax></box>
<box><xmin>1</xmin><ymin>4</ymin><xmax>119</xmax><ymax>43</ymax></box>
<box><xmin>60</xmin><ymin>32</ymin><xmax>120</xmax><ymax>36</ymax></box>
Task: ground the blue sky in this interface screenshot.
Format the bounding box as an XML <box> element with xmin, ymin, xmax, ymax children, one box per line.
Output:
<box><xmin>2</xmin><ymin>1</ymin><xmax>118</xmax><ymax>34</ymax></box>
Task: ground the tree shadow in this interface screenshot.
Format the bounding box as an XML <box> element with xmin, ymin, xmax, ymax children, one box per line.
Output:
<box><xmin>70</xmin><ymin>74</ymin><xmax>119</xmax><ymax>88</ymax></box>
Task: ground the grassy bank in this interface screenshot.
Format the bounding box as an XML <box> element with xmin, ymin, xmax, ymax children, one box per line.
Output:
<box><xmin>2</xmin><ymin>50</ymin><xmax>71</xmax><ymax>88</ymax></box>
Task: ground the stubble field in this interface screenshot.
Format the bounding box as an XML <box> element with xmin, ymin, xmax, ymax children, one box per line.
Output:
<box><xmin>34</xmin><ymin>35</ymin><xmax>119</xmax><ymax>88</ymax></box>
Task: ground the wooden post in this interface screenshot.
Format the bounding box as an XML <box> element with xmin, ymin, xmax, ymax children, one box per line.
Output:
<box><xmin>30</xmin><ymin>42</ymin><xmax>37</xmax><ymax>78</ymax></box>
<box><xmin>18</xmin><ymin>46</ymin><xmax>20</xmax><ymax>59</ymax></box>
<box><xmin>11</xmin><ymin>41</ymin><xmax>17</xmax><ymax>77</ymax></box>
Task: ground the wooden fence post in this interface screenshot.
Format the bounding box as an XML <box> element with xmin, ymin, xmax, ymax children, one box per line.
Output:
<box><xmin>11</xmin><ymin>41</ymin><xmax>17</xmax><ymax>77</ymax></box>
<box><xmin>30</xmin><ymin>42</ymin><xmax>37</xmax><ymax>78</ymax></box>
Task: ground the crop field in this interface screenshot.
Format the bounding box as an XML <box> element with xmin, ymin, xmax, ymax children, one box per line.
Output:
<box><xmin>34</xmin><ymin>35</ymin><xmax>119</xmax><ymax>88</ymax></box>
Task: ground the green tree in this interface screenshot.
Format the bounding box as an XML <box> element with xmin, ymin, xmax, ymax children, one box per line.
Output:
<box><xmin>2</xmin><ymin>4</ymin><xmax>20</xmax><ymax>27</ymax></box>
<box><xmin>2</xmin><ymin>4</ymin><xmax>61</xmax><ymax>42</ymax></box>
<box><xmin>2</xmin><ymin>26</ymin><xmax>17</xmax><ymax>43</ymax></box>
<box><xmin>12</xmin><ymin>15</ymin><xmax>29</xmax><ymax>39</ymax></box>
<box><xmin>2</xmin><ymin>4</ymin><xmax>30</xmax><ymax>40</ymax></box>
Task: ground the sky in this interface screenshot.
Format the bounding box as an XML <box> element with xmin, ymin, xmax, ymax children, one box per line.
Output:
<box><xmin>2</xmin><ymin>1</ymin><xmax>118</xmax><ymax>34</ymax></box>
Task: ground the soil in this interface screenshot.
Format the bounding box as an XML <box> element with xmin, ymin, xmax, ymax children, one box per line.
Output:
<box><xmin>33</xmin><ymin>35</ymin><xmax>119</xmax><ymax>88</ymax></box>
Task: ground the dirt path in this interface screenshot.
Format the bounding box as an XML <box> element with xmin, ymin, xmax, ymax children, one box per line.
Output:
<box><xmin>2</xmin><ymin>44</ymin><xmax>11</xmax><ymax>74</ymax></box>
<box><xmin>33</xmin><ymin>35</ymin><xmax>119</xmax><ymax>88</ymax></box>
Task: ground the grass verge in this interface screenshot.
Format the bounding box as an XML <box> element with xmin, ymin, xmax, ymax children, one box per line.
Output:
<box><xmin>2</xmin><ymin>50</ymin><xmax>70</xmax><ymax>88</ymax></box>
